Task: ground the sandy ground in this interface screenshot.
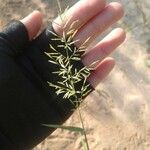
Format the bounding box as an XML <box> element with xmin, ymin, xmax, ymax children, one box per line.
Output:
<box><xmin>0</xmin><ymin>0</ymin><xmax>150</xmax><ymax>149</ymax></box>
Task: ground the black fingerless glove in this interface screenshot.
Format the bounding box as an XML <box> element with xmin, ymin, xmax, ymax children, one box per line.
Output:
<box><xmin>0</xmin><ymin>20</ymin><xmax>93</xmax><ymax>149</ymax></box>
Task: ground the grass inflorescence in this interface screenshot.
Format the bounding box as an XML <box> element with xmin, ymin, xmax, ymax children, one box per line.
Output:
<box><xmin>44</xmin><ymin>1</ymin><xmax>94</xmax><ymax>149</ymax></box>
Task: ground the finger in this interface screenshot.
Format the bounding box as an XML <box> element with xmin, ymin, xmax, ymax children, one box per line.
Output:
<box><xmin>21</xmin><ymin>10</ymin><xmax>43</xmax><ymax>40</ymax></box>
<box><xmin>74</xmin><ymin>2</ymin><xmax>124</xmax><ymax>47</ymax></box>
<box><xmin>82</xmin><ymin>28</ymin><xmax>126</xmax><ymax>66</ymax></box>
<box><xmin>53</xmin><ymin>0</ymin><xmax>106</xmax><ymax>35</ymax></box>
<box><xmin>88</xmin><ymin>57</ymin><xmax>115</xmax><ymax>88</ymax></box>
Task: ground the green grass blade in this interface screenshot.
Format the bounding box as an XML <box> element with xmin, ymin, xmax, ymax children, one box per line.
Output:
<box><xmin>42</xmin><ymin>124</ymin><xmax>84</xmax><ymax>133</ymax></box>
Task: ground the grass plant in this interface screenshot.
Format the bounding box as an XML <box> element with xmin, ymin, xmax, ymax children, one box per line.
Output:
<box><xmin>44</xmin><ymin>0</ymin><xmax>94</xmax><ymax>149</ymax></box>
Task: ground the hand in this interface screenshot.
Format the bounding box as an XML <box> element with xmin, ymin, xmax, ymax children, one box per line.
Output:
<box><xmin>22</xmin><ymin>0</ymin><xmax>125</xmax><ymax>88</ymax></box>
<box><xmin>0</xmin><ymin>0</ymin><xmax>125</xmax><ymax>149</ymax></box>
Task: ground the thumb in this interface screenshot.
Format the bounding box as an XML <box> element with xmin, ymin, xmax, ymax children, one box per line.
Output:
<box><xmin>0</xmin><ymin>11</ymin><xmax>43</xmax><ymax>57</ymax></box>
<box><xmin>21</xmin><ymin>10</ymin><xmax>43</xmax><ymax>40</ymax></box>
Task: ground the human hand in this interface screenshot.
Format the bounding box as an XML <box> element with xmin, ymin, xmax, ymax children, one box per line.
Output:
<box><xmin>52</xmin><ymin>0</ymin><xmax>126</xmax><ymax>87</ymax></box>
<box><xmin>20</xmin><ymin>0</ymin><xmax>126</xmax><ymax>92</ymax></box>
<box><xmin>0</xmin><ymin>0</ymin><xmax>125</xmax><ymax>149</ymax></box>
